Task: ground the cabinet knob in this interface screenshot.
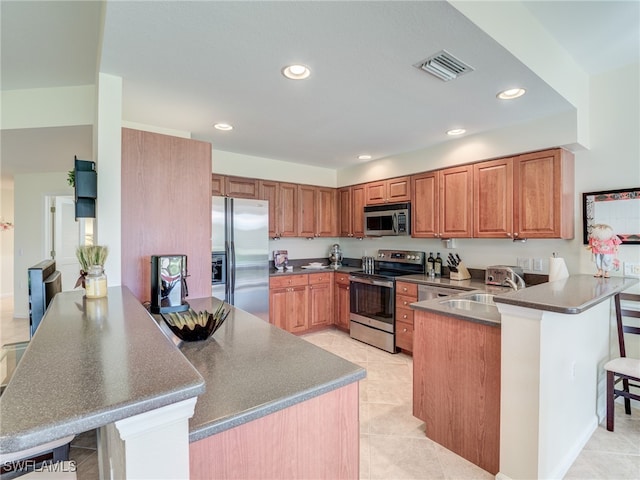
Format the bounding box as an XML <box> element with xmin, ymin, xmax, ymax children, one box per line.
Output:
<box><xmin>403</xmin><ymin>314</ymin><xmax>408</xmax><ymax>319</ymax></box>
<box><xmin>403</xmin><ymin>301</ymin><xmax>408</xmax><ymax>306</ymax></box>
<box><xmin>403</xmin><ymin>328</ymin><xmax>408</xmax><ymax>332</ymax></box>
<box><xmin>346</xmin><ymin>287</ymin><xmax>349</xmax><ymax>290</ymax></box>
<box><xmin>514</xmin><ymin>232</ymin><xmax>519</xmax><ymax>238</ymax></box>
<box><xmin>506</xmin><ymin>232</ymin><xmax>512</xmax><ymax>237</ymax></box>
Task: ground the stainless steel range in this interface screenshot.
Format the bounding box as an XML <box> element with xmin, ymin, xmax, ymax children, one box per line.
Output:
<box><xmin>349</xmin><ymin>249</ymin><xmax>425</xmax><ymax>353</ymax></box>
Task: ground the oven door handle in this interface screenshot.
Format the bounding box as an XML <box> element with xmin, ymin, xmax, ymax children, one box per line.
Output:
<box><xmin>349</xmin><ymin>276</ymin><xmax>394</xmax><ymax>289</ymax></box>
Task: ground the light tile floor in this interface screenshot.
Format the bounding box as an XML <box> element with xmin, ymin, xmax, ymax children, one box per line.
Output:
<box><xmin>2</xmin><ymin>295</ymin><xmax>638</xmax><ymax>479</ymax></box>
<box><xmin>302</xmin><ymin>328</ymin><xmax>640</xmax><ymax>480</ymax></box>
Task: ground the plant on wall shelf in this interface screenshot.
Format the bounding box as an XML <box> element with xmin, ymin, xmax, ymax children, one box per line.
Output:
<box><xmin>67</xmin><ymin>170</ymin><xmax>75</xmax><ymax>187</ymax></box>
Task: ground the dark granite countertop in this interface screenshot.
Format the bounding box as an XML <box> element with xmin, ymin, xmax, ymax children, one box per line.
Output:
<box><xmin>0</xmin><ymin>287</ymin><xmax>205</xmax><ymax>454</ymax></box>
<box><xmin>492</xmin><ymin>275</ymin><xmax>638</xmax><ymax>314</ymax></box>
<box><xmin>154</xmin><ymin>297</ymin><xmax>366</xmax><ymax>442</ymax></box>
<box><xmin>269</xmin><ymin>266</ymin><xmax>359</xmax><ymax>277</ymax></box>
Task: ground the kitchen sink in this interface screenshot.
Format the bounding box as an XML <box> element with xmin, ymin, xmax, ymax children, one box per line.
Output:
<box><xmin>460</xmin><ymin>293</ymin><xmax>495</xmax><ymax>304</ymax></box>
<box><xmin>439</xmin><ymin>298</ymin><xmax>498</xmax><ymax>314</ymax></box>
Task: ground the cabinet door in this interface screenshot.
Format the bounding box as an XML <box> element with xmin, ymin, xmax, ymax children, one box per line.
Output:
<box><xmin>278</xmin><ymin>183</ymin><xmax>298</xmax><ymax>237</ymax></box>
<box><xmin>259</xmin><ymin>180</ymin><xmax>278</xmax><ymax>238</ymax></box>
<box><xmin>316</xmin><ymin>187</ymin><xmax>337</xmax><ymax>237</ymax></box>
<box><xmin>225</xmin><ymin>176</ymin><xmax>259</xmax><ymax>199</ymax></box>
<box><xmin>513</xmin><ymin>149</ymin><xmax>574</xmax><ymax>239</ymax></box>
<box><xmin>287</xmin><ymin>286</ymin><xmax>309</xmax><ymax>333</ymax></box>
<box><xmin>439</xmin><ymin>165</ymin><xmax>473</xmax><ymax>238</ymax></box>
<box><xmin>211</xmin><ymin>174</ymin><xmax>225</xmax><ymax>196</ymax></box>
<box><xmin>297</xmin><ymin>185</ymin><xmax>316</xmax><ymax>237</ymax></box>
<box><xmin>269</xmin><ymin>287</ymin><xmax>289</xmax><ymax>330</ymax></box>
<box><xmin>387</xmin><ymin>176</ymin><xmax>411</xmax><ymax>203</ymax></box>
<box><xmin>365</xmin><ymin>181</ymin><xmax>387</xmax><ymax>205</ymax></box>
<box><xmin>411</xmin><ymin>172</ymin><xmax>439</xmax><ymax>238</ymax></box>
<box><xmin>351</xmin><ymin>185</ymin><xmax>366</xmax><ymax>237</ymax></box>
<box><xmin>334</xmin><ymin>282</ymin><xmax>350</xmax><ymax>330</ymax></box>
<box><xmin>309</xmin><ymin>280</ymin><xmax>332</xmax><ymax>327</ymax></box>
<box><xmin>473</xmin><ymin>158</ymin><xmax>513</xmax><ymax>238</ymax></box>
<box><xmin>338</xmin><ymin>187</ymin><xmax>352</xmax><ymax>237</ymax></box>
<box><xmin>396</xmin><ymin>320</ymin><xmax>414</xmax><ymax>352</ymax></box>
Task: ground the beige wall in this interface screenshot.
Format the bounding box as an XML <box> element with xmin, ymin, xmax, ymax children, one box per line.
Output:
<box><xmin>0</xmin><ymin>178</ymin><xmax>14</xmax><ymax>298</ymax></box>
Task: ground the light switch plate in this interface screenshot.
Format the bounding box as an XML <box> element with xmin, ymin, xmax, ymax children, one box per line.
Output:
<box><xmin>533</xmin><ymin>258</ymin><xmax>543</xmax><ymax>271</ymax></box>
<box><xmin>623</xmin><ymin>262</ymin><xmax>640</xmax><ymax>278</ymax></box>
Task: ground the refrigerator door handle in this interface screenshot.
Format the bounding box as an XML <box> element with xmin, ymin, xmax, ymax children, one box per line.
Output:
<box><xmin>229</xmin><ymin>240</ymin><xmax>236</xmax><ymax>303</ymax></box>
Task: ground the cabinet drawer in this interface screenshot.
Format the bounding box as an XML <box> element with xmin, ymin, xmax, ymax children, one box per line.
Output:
<box><xmin>396</xmin><ymin>295</ymin><xmax>417</xmax><ymax>310</ymax></box>
<box><xmin>308</xmin><ymin>272</ymin><xmax>332</xmax><ymax>285</ymax></box>
<box><xmin>396</xmin><ymin>320</ymin><xmax>414</xmax><ymax>352</ymax></box>
<box><xmin>335</xmin><ymin>273</ymin><xmax>351</xmax><ymax>286</ymax></box>
<box><xmin>396</xmin><ymin>307</ymin><xmax>414</xmax><ymax>325</ymax></box>
<box><xmin>270</xmin><ymin>274</ymin><xmax>309</xmax><ymax>289</ymax></box>
<box><xmin>396</xmin><ymin>282</ymin><xmax>418</xmax><ymax>297</ymax></box>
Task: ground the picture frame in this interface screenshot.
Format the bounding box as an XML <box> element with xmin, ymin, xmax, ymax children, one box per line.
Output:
<box><xmin>582</xmin><ymin>187</ymin><xmax>640</xmax><ymax>245</ymax></box>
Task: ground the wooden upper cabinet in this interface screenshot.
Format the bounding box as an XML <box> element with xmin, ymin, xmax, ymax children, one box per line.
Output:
<box><xmin>259</xmin><ymin>180</ymin><xmax>278</xmax><ymax>238</ymax></box>
<box><xmin>316</xmin><ymin>187</ymin><xmax>337</xmax><ymax>237</ymax></box>
<box><xmin>339</xmin><ymin>185</ymin><xmax>365</xmax><ymax>238</ymax></box>
<box><xmin>411</xmin><ymin>172</ymin><xmax>439</xmax><ymax>238</ymax></box>
<box><xmin>225</xmin><ymin>176</ymin><xmax>259</xmax><ymax>199</ymax></box>
<box><xmin>439</xmin><ymin>165</ymin><xmax>473</xmax><ymax>238</ymax></box>
<box><xmin>298</xmin><ymin>185</ymin><xmax>336</xmax><ymax>238</ymax></box>
<box><xmin>365</xmin><ymin>176</ymin><xmax>410</xmax><ymax>205</ymax></box>
<box><xmin>211</xmin><ymin>174</ymin><xmax>225</xmax><ymax>196</ymax></box>
<box><xmin>212</xmin><ymin>174</ymin><xmax>259</xmax><ymax>198</ymax></box>
<box><xmin>278</xmin><ymin>183</ymin><xmax>298</xmax><ymax>237</ymax></box>
<box><xmin>298</xmin><ymin>185</ymin><xmax>317</xmax><ymax>238</ymax></box>
<box><xmin>473</xmin><ymin>158</ymin><xmax>514</xmax><ymax>238</ymax></box>
<box><xmin>513</xmin><ymin>148</ymin><xmax>574</xmax><ymax>239</ymax></box>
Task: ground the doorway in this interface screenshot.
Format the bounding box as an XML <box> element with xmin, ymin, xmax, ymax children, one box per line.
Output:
<box><xmin>44</xmin><ymin>195</ymin><xmax>94</xmax><ymax>291</ymax></box>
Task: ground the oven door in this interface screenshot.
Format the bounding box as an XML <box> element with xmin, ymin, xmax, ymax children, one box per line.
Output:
<box><xmin>349</xmin><ymin>276</ymin><xmax>395</xmax><ymax>333</ymax></box>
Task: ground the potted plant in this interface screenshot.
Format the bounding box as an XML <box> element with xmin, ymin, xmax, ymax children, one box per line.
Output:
<box><xmin>75</xmin><ymin>245</ymin><xmax>109</xmax><ymax>289</ymax></box>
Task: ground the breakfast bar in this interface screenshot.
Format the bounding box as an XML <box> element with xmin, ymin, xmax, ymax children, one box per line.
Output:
<box><xmin>0</xmin><ymin>287</ymin><xmax>365</xmax><ymax>479</ymax></box>
<box><xmin>410</xmin><ymin>275</ymin><xmax>638</xmax><ymax>479</ymax></box>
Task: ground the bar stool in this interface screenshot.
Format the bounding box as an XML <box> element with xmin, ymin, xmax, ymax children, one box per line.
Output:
<box><xmin>604</xmin><ymin>292</ymin><xmax>640</xmax><ymax>431</ymax></box>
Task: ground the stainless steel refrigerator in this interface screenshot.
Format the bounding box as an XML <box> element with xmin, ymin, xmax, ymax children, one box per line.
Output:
<box><xmin>212</xmin><ymin>196</ymin><xmax>269</xmax><ymax>322</ymax></box>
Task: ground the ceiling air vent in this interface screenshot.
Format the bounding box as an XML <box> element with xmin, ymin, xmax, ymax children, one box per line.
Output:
<box><xmin>414</xmin><ymin>50</ymin><xmax>474</xmax><ymax>82</ymax></box>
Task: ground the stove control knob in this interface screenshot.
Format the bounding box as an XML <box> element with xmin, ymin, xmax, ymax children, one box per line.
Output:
<box><xmin>379</xmin><ymin>253</ymin><xmax>385</xmax><ymax>258</ymax></box>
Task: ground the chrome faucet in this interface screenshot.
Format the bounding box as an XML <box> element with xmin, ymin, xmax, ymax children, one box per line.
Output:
<box><xmin>502</xmin><ymin>271</ymin><xmax>526</xmax><ymax>290</ymax></box>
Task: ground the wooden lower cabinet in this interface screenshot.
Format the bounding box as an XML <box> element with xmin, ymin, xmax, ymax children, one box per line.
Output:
<box><xmin>413</xmin><ymin>310</ymin><xmax>501</xmax><ymax>474</ymax></box>
<box><xmin>269</xmin><ymin>275</ymin><xmax>309</xmax><ymax>333</ymax></box>
<box><xmin>334</xmin><ymin>273</ymin><xmax>351</xmax><ymax>330</ymax></box>
<box><xmin>395</xmin><ymin>281</ymin><xmax>417</xmax><ymax>353</ymax></box>
<box><xmin>190</xmin><ymin>382</ymin><xmax>359</xmax><ymax>479</ymax></box>
<box><xmin>270</xmin><ymin>273</ymin><xmax>335</xmax><ymax>334</ymax></box>
<box><xmin>308</xmin><ymin>273</ymin><xmax>333</xmax><ymax>327</ymax></box>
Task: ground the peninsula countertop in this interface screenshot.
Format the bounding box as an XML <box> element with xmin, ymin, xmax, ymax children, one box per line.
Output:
<box><xmin>154</xmin><ymin>296</ymin><xmax>366</xmax><ymax>442</ymax></box>
<box><xmin>0</xmin><ymin>287</ymin><xmax>205</xmax><ymax>454</ymax></box>
<box><xmin>492</xmin><ymin>274</ymin><xmax>638</xmax><ymax>314</ymax></box>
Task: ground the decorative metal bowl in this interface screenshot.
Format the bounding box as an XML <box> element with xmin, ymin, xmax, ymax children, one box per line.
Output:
<box><xmin>161</xmin><ymin>303</ymin><xmax>229</xmax><ymax>342</ymax></box>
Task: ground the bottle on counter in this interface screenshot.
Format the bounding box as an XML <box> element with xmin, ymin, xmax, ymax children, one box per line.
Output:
<box><xmin>427</xmin><ymin>252</ymin><xmax>435</xmax><ymax>275</ymax></box>
<box><xmin>434</xmin><ymin>253</ymin><xmax>443</xmax><ymax>277</ymax></box>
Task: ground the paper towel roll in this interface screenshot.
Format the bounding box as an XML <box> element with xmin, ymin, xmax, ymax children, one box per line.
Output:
<box><xmin>549</xmin><ymin>257</ymin><xmax>569</xmax><ymax>282</ymax></box>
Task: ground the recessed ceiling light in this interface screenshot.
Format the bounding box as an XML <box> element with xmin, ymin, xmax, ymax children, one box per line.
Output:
<box><xmin>358</xmin><ymin>154</ymin><xmax>372</xmax><ymax>160</ymax></box>
<box><xmin>497</xmin><ymin>88</ymin><xmax>526</xmax><ymax>100</ymax></box>
<box><xmin>282</xmin><ymin>64</ymin><xmax>311</xmax><ymax>80</ymax></box>
<box><xmin>214</xmin><ymin>123</ymin><xmax>233</xmax><ymax>131</ymax></box>
<box><xmin>446</xmin><ymin>128</ymin><xmax>466</xmax><ymax>136</ymax></box>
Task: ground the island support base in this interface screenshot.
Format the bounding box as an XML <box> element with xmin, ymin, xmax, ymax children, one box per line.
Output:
<box><xmin>190</xmin><ymin>382</ymin><xmax>359</xmax><ymax>479</ymax></box>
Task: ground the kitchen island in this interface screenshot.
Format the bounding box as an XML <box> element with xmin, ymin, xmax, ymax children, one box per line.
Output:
<box><xmin>1</xmin><ymin>287</ymin><xmax>365</xmax><ymax>479</ymax></box>
<box><xmin>410</xmin><ymin>275</ymin><xmax>638</xmax><ymax>479</ymax></box>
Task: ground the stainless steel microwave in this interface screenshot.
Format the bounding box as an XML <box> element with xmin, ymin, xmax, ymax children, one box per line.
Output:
<box><xmin>364</xmin><ymin>202</ymin><xmax>411</xmax><ymax>236</ymax></box>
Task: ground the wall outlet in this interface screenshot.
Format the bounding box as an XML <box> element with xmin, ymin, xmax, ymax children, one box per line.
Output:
<box><xmin>517</xmin><ymin>257</ymin><xmax>532</xmax><ymax>271</ymax></box>
<box><xmin>533</xmin><ymin>258</ymin><xmax>543</xmax><ymax>271</ymax></box>
<box><xmin>623</xmin><ymin>262</ymin><xmax>640</xmax><ymax>278</ymax></box>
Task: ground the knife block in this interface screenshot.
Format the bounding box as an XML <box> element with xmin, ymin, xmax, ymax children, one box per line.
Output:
<box><xmin>449</xmin><ymin>263</ymin><xmax>471</xmax><ymax>281</ymax></box>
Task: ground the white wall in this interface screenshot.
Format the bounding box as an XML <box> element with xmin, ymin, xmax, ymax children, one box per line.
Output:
<box><xmin>13</xmin><ymin>172</ymin><xmax>73</xmax><ymax>317</ymax></box>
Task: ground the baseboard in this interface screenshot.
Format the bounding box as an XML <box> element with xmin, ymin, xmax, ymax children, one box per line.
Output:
<box><xmin>546</xmin><ymin>415</ymin><xmax>598</xmax><ymax>479</ymax></box>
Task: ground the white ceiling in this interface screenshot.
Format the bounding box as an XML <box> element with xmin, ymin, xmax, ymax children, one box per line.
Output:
<box><xmin>1</xmin><ymin>1</ymin><xmax>638</xmax><ymax>176</ymax></box>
